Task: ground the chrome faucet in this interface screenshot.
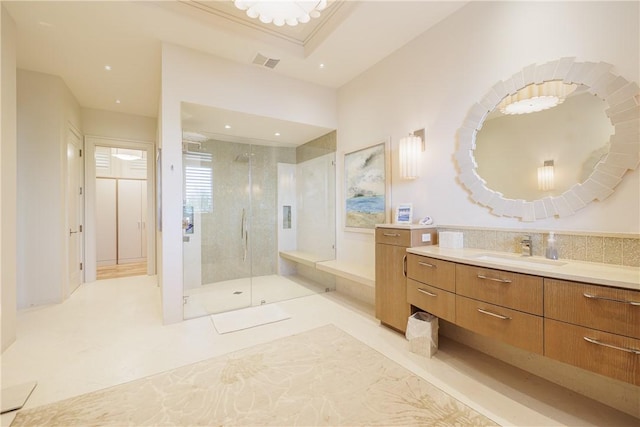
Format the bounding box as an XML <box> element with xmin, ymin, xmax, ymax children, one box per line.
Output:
<box><xmin>521</xmin><ymin>235</ymin><xmax>532</xmax><ymax>257</ymax></box>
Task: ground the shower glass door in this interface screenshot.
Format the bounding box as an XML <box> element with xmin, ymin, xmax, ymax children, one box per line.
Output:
<box><xmin>182</xmin><ymin>140</ymin><xmax>253</xmax><ymax>318</ymax></box>
<box><xmin>182</xmin><ymin>136</ymin><xmax>334</xmax><ymax>320</ymax></box>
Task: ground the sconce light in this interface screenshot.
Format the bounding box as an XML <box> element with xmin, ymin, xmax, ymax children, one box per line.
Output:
<box><xmin>399</xmin><ymin>128</ymin><xmax>424</xmax><ymax>180</ymax></box>
<box><xmin>537</xmin><ymin>160</ymin><xmax>555</xmax><ymax>191</ymax></box>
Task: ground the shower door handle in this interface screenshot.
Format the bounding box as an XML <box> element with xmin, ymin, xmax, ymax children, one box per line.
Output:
<box><xmin>241</xmin><ymin>208</ymin><xmax>248</xmax><ymax>262</ymax></box>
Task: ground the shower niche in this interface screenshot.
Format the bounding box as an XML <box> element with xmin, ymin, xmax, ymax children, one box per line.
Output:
<box><xmin>181</xmin><ymin>127</ymin><xmax>336</xmax><ymax>320</ymax></box>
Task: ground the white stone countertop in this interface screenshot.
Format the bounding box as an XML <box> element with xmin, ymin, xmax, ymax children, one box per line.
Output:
<box><xmin>407</xmin><ymin>246</ymin><xmax>640</xmax><ymax>291</ymax></box>
<box><xmin>376</xmin><ymin>224</ymin><xmax>437</xmax><ymax>230</ymax></box>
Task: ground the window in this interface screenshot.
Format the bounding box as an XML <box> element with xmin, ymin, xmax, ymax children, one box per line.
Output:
<box><xmin>184</xmin><ymin>152</ymin><xmax>213</xmax><ymax>213</ymax></box>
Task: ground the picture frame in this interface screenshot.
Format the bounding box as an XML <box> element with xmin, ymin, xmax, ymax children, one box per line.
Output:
<box><xmin>344</xmin><ymin>140</ymin><xmax>390</xmax><ymax>231</ymax></box>
<box><xmin>394</xmin><ymin>203</ymin><xmax>413</xmax><ymax>224</ymax></box>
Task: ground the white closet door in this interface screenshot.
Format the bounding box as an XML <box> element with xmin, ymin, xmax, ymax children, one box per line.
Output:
<box><xmin>117</xmin><ymin>179</ymin><xmax>144</xmax><ymax>263</ymax></box>
<box><xmin>96</xmin><ymin>178</ymin><xmax>117</xmax><ymax>266</ymax></box>
<box><xmin>141</xmin><ymin>180</ymin><xmax>148</xmax><ymax>259</ymax></box>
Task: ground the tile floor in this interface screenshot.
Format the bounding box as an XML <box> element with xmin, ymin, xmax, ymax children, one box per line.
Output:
<box><xmin>2</xmin><ymin>275</ymin><xmax>638</xmax><ymax>426</ymax></box>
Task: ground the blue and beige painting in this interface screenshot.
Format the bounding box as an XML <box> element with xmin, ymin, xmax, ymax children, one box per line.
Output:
<box><xmin>345</xmin><ymin>143</ymin><xmax>386</xmax><ymax>228</ymax></box>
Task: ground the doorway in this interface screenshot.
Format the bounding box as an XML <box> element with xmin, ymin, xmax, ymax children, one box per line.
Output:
<box><xmin>84</xmin><ymin>137</ymin><xmax>155</xmax><ymax>282</ymax></box>
<box><xmin>67</xmin><ymin>126</ymin><xmax>84</xmax><ymax>296</ymax></box>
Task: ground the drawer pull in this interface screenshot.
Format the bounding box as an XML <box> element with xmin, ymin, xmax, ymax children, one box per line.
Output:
<box><xmin>583</xmin><ymin>293</ymin><xmax>640</xmax><ymax>306</ymax></box>
<box><xmin>417</xmin><ymin>288</ymin><xmax>437</xmax><ymax>297</ymax></box>
<box><xmin>477</xmin><ymin>274</ymin><xmax>512</xmax><ymax>284</ymax></box>
<box><xmin>383</xmin><ymin>232</ymin><xmax>400</xmax><ymax>237</ymax></box>
<box><xmin>583</xmin><ymin>336</ymin><xmax>640</xmax><ymax>355</ymax></box>
<box><xmin>418</xmin><ymin>261</ymin><xmax>436</xmax><ymax>268</ymax></box>
<box><xmin>477</xmin><ymin>308</ymin><xmax>511</xmax><ymax>320</ymax></box>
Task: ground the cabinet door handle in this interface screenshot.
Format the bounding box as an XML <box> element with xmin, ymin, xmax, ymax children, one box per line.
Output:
<box><xmin>417</xmin><ymin>288</ymin><xmax>437</xmax><ymax>297</ymax></box>
<box><xmin>477</xmin><ymin>274</ymin><xmax>511</xmax><ymax>284</ymax></box>
<box><xmin>583</xmin><ymin>293</ymin><xmax>640</xmax><ymax>306</ymax></box>
<box><xmin>583</xmin><ymin>336</ymin><xmax>640</xmax><ymax>355</ymax></box>
<box><xmin>418</xmin><ymin>261</ymin><xmax>436</xmax><ymax>268</ymax></box>
<box><xmin>477</xmin><ymin>308</ymin><xmax>511</xmax><ymax>320</ymax></box>
<box><xmin>403</xmin><ymin>255</ymin><xmax>407</xmax><ymax>277</ymax></box>
<box><xmin>383</xmin><ymin>232</ymin><xmax>400</xmax><ymax>237</ymax></box>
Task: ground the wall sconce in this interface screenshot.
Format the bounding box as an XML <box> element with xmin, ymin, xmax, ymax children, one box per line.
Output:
<box><xmin>399</xmin><ymin>128</ymin><xmax>424</xmax><ymax>180</ymax></box>
<box><xmin>537</xmin><ymin>160</ymin><xmax>555</xmax><ymax>191</ymax></box>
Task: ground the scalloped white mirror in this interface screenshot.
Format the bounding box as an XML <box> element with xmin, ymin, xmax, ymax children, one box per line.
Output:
<box><xmin>455</xmin><ymin>57</ymin><xmax>640</xmax><ymax>221</ymax></box>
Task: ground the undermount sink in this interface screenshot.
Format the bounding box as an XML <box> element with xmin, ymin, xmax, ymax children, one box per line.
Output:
<box><xmin>474</xmin><ymin>253</ymin><xmax>568</xmax><ymax>267</ymax></box>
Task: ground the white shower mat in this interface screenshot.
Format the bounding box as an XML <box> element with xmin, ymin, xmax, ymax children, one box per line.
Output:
<box><xmin>210</xmin><ymin>304</ymin><xmax>290</xmax><ymax>334</ymax></box>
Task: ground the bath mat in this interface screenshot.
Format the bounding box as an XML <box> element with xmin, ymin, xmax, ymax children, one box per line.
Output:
<box><xmin>210</xmin><ymin>303</ymin><xmax>291</xmax><ymax>334</ymax></box>
<box><xmin>11</xmin><ymin>324</ymin><xmax>497</xmax><ymax>426</ymax></box>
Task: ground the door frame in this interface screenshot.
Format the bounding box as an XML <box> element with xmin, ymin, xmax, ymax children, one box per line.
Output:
<box><xmin>66</xmin><ymin>124</ymin><xmax>84</xmax><ymax>297</ymax></box>
<box><xmin>84</xmin><ymin>136</ymin><xmax>156</xmax><ymax>282</ymax></box>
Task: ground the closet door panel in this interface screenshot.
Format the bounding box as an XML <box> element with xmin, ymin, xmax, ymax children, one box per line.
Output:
<box><xmin>96</xmin><ymin>178</ymin><xmax>117</xmax><ymax>265</ymax></box>
<box><xmin>117</xmin><ymin>179</ymin><xmax>143</xmax><ymax>263</ymax></box>
<box><xmin>141</xmin><ymin>180</ymin><xmax>148</xmax><ymax>259</ymax></box>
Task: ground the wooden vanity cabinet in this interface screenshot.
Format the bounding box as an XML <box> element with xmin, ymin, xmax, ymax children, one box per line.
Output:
<box><xmin>375</xmin><ymin>227</ymin><xmax>436</xmax><ymax>332</ymax></box>
<box><xmin>544</xmin><ymin>279</ymin><xmax>640</xmax><ymax>385</ymax></box>
<box><xmin>406</xmin><ymin>254</ymin><xmax>456</xmax><ymax>323</ymax></box>
<box><xmin>456</xmin><ymin>264</ymin><xmax>543</xmax><ymax>315</ymax></box>
<box><xmin>455</xmin><ymin>264</ymin><xmax>544</xmax><ymax>354</ymax></box>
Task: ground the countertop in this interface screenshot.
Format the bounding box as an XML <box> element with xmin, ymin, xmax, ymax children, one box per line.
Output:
<box><xmin>407</xmin><ymin>246</ymin><xmax>640</xmax><ymax>291</ymax></box>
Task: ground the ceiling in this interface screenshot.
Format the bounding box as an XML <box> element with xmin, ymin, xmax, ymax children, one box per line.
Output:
<box><xmin>5</xmin><ymin>1</ymin><xmax>467</xmax><ymax>146</ymax></box>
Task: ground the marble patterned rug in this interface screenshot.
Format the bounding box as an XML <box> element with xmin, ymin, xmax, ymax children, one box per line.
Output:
<box><xmin>12</xmin><ymin>324</ymin><xmax>497</xmax><ymax>426</ymax></box>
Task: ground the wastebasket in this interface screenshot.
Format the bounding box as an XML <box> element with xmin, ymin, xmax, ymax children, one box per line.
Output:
<box><xmin>405</xmin><ymin>312</ymin><xmax>438</xmax><ymax>357</ymax></box>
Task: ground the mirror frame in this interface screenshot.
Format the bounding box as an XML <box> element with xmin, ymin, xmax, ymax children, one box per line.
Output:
<box><xmin>455</xmin><ymin>58</ymin><xmax>640</xmax><ymax>221</ymax></box>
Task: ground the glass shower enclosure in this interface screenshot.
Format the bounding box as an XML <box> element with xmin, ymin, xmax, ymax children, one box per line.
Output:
<box><xmin>182</xmin><ymin>137</ymin><xmax>335</xmax><ymax>319</ymax></box>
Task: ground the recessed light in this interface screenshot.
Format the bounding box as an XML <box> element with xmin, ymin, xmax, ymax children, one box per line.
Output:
<box><xmin>274</xmin><ymin>132</ymin><xmax>281</xmax><ymax>136</ymax></box>
<box><xmin>224</xmin><ymin>124</ymin><xmax>231</xmax><ymax>129</ymax></box>
<box><xmin>319</xmin><ymin>63</ymin><xmax>325</xmax><ymax>69</ymax></box>
<box><xmin>38</xmin><ymin>21</ymin><xmax>53</xmax><ymax>27</ymax></box>
<box><xmin>104</xmin><ymin>65</ymin><xmax>112</xmax><ymax>71</ymax></box>
<box><xmin>115</xmin><ymin>99</ymin><xmax>121</xmax><ymax>104</ymax></box>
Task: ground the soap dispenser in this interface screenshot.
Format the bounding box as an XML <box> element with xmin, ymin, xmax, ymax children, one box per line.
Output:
<box><xmin>546</xmin><ymin>232</ymin><xmax>559</xmax><ymax>260</ymax></box>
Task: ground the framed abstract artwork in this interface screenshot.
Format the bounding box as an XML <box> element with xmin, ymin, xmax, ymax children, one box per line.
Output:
<box><xmin>344</xmin><ymin>140</ymin><xmax>389</xmax><ymax>231</ymax></box>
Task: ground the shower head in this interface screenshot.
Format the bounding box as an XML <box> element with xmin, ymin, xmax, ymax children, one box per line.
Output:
<box><xmin>234</xmin><ymin>153</ymin><xmax>252</xmax><ymax>163</ymax></box>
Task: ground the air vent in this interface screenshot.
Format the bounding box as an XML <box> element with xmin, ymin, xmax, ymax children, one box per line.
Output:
<box><xmin>252</xmin><ymin>53</ymin><xmax>280</xmax><ymax>69</ymax></box>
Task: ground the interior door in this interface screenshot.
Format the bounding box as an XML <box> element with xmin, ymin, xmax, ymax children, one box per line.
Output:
<box><xmin>67</xmin><ymin>128</ymin><xmax>84</xmax><ymax>296</ymax></box>
<box><xmin>117</xmin><ymin>179</ymin><xmax>144</xmax><ymax>263</ymax></box>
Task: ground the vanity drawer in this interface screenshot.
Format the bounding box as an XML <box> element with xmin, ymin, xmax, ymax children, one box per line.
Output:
<box><xmin>375</xmin><ymin>228</ymin><xmax>413</xmax><ymax>246</ymax></box>
<box><xmin>544</xmin><ymin>279</ymin><xmax>640</xmax><ymax>339</ymax></box>
<box><xmin>545</xmin><ymin>319</ymin><xmax>640</xmax><ymax>385</ymax></box>
<box><xmin>407</xmin><ymin>254</ymin><xmax>455</xmax><ymax>292</ymax></box>
<box><xmin>456</xmin><ymin>295</ymin><xmax>543</xmax><ymax>354</ymax></box>
<box><xmin>455</xmin><ymin>264</ymin><xmax>543</xmax><ymax>315</ymax></box>
<box><xmin>407</xmin><ymin>279</ymin><xmax>455</xmax><ymax>323</ymax></box>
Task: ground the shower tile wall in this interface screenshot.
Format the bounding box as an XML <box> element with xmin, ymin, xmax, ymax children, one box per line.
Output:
<box><xmin>200</xmin><ymin>140</ymin><xmax>295</xmax><ymax>285</ymax></box>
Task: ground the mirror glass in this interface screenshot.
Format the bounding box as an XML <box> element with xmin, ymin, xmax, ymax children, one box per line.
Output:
<box><xmin>474</xmin><ymin>83</ymin><xmax>614</xmax><ymax>201</ymax></box>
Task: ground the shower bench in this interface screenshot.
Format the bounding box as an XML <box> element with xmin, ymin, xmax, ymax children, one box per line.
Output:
<box><xmin>278</xmin><ymin>251</ymin><xmax>374</xmax><ymax>288</ymax></box>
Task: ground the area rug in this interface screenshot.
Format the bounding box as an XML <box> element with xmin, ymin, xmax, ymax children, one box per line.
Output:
<box><xmin>211</xmin><ymin>304</ymin><xmax>290</xmax><ymax>334</ymax></box>
<box><xmin>12</xmin><ymin>324</ymin><xmax>497</xmax><ymax>426</ymax></box>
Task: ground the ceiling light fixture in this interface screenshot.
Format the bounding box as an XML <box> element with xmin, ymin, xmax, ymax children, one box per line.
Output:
<box><xmin>234</xmin><ymin>0</ymin><xmax>328</xmax><ymax>27</ymax></box>
<box><xmin>224</xmin><ymin>125</ymin><xmax>231</xmax><ymax>129</ymax></box>
<box><xmin>115</xmin><ymin>99</ymin><xmax>121</xmax><ymax>104</ymax></box>
<box><xmin>112</xmin><ymin>148</ymin><xmax>142</xmax><ymax>162</ymax></box>
<box><xmin>104</xmin><ymin>65</ymin><xmax>112</xmax><ymax>71</ymax></box>
<box><xmin>499</xmin><ymin>81</ymin><xmax>577</xmax><ymax>115</ymax></box>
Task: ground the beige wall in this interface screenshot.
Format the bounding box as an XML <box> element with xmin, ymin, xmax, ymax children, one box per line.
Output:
<box><xmin>16</xmin><ymin>69</ymin><xmax>81</xmax><ymax>308</ymax></box>
<box><xmin>82</xmin><ymin>108</ymin><xmax>156</xmax><ymax>142</ymax></box>
<box><xmin>1</xmin><ymin>5</ymin><xmax>17</xmax><ymax>352</ymax></box>
<box><xmin>336</xmin><ymin>1</ymin><xmax>640</xmax><ymax>270</ymax></box>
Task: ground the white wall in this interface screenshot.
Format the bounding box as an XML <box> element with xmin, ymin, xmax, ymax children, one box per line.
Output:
<box><xmin>336</xmin><ymin>1</ymin><xmax>640</xmax><ymax>268</ymax></box>
<box><xmin>1</xmin><ymin>5</ymin><xmax>17</xmax><ymax>352</ymax></box>
<box><xmin>82</xmin><ymin>108</ymin><xmax>156</xmax><ymax>142</ymax></box>
<box><xmin>160</xmin><ymin>43</ymin><xmax>337</xmax><ymax>323</ymax></box>
<box><xmin>16</xmin><ymin>69</ymin><xmax>81</xmax><ymax>308</ymax></box>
